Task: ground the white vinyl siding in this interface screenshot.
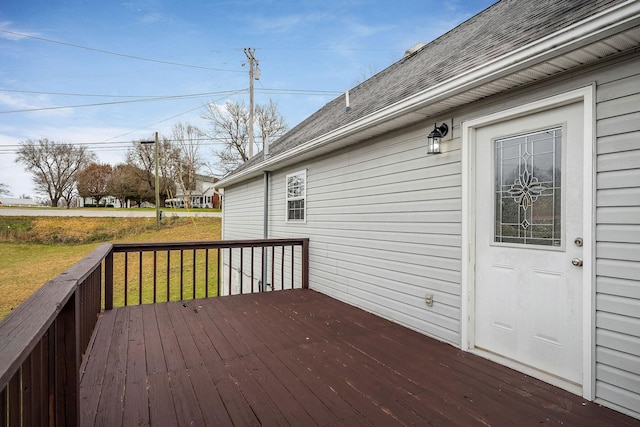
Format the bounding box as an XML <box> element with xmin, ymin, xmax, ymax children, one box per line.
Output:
<box><xmin>594</xmin><ymin>55</ymin><xmax>640</xmax><ymax>419</ymax></box>
<box><xmin>222</xmin><ymin>176</ymin><xmax>264</xmax><ymax>240</ymax></box>
<box><xmin>268</xmin><ymin>126</ymin><xmax>463</xmax><ymax>344</ymax></box>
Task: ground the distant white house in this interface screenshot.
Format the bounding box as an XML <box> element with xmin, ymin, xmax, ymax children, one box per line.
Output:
<box><xmin>77</xmin><ymin>196</ymin><xmax>127</xmax><ymax>208</ymax></box>
<box><xmin>167</xmin><ymin>175</ymin><xmax>221</xmax><ymax>209</ymax></box>
<box><xmin>0</xmin><ymin>197</ymin><xmax>43</xmax><ymax>207</ymax></box>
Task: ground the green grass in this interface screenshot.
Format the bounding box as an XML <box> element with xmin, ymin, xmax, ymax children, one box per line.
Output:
<box><xmin>0</xmin><ymin>217</ymin><xmax>221</xmax><ymax>320</ymax></box>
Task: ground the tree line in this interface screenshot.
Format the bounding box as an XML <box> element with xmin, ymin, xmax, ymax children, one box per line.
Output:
<box><xmin>9</xmin><ymin>99</ymin><xmax>288</xmax><ymax>208</ymax></box>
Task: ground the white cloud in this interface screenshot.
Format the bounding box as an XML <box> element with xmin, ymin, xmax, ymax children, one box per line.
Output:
<box><xmin>0</xmin><ymin>92</ymin><xmax>76</xmax><ymax>119</ymax></box>
<box><xmin>0</xmin><ymin>21</ymin><xmax>39</xmax><ymax>40</ymax></box>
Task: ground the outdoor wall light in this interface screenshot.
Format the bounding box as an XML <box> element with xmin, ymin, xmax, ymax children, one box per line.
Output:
<box><xmin>426</xmin><ymin>123</ymin><xmax>449</xmax><ymax>154</ymax></box>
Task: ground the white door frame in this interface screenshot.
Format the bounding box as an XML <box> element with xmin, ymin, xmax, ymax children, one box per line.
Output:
<box><xmin>460</xmin><ymin>86</ymin><xmax>595</xmax><ymax>399</ymax></box>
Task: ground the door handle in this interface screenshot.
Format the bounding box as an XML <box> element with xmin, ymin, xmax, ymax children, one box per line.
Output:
<box><xmin>571</xmin><ymin>258</ymin><xmax>583</xmax><ymax>267</ymax></box>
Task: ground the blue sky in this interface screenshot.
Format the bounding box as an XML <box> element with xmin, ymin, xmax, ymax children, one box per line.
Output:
<box><xmin>0</xmin><ymin>0</ymin><xmax>495</xmax><ymax>198</ymax></box>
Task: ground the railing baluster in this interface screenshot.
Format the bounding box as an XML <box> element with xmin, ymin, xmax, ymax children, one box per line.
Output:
<box><xmin>0</xmin><ymin>384</ymin><xmax>6</xmax><ymax>426</ymax></box>
<box><xmin>205</xmin><ymin>249</ymin><xmax>209</xmax><ymax>299</ymax></box>
<box><xmin>271</xmin><ymin>246</ymin><xmax>275</xmax><ymax>291</ymax></box>
<box><xmin>291</xmin><ymin>245</ymin><xmax>295</xmax><ymax>289</ymax></box>
<box><xmin>261</xmin><ymin>246</ymin><xmax>265</xmax><ymax>292</ymax></box>
<box><xmin>228</xmin><ymin>249</ymin><xmax>233</xmax><ymax>297</ymax></box>
<box><xmin>192</xmin><ymin>249</ymin><xmax>197</xmax><ymax>299</ymax></box>
<box><xmin>124</xmin><ymin>252</ymin><xmax>129</xmax><ymax>307</ymax></box>
<box><xmin>166</xmin><ymin>250</ymin><xmax>171</xmax><ymax>302</ymax></box>
<box><xmin>180</xmin><ymin>250</ymin><xmax>184</xmax><ymax>300</ymax></box>
<box><xmin>153</xmin><ymin>251</ymin><xmax>157</xmax><ymax>304</ymax></box>
<box><xmin>138</xmin><ymin>251</ymin><xmax>143</xmax><ymax>305</ymax></box>
<box><xmin>8</xmin><ymin>372</ymin><xmax>19</xmax><ymax>427</ymax></box>
<box><xmin>31</xmin><ymin>341</ymin><xmax>44</xmax><ymax>425</ymax></box>
<box><xmin>281</xmin><ymin>246</ymin><xmax>285</xmax><ymax>291</ymax></box>
<box><xmin>21</xmin><ymin>355</ymin><xmax>32</xmax><ymax>426</ymax></box>
<box><xmin>251</xmin><ymin>247</ymin><xmax>255</xmax><ymax>293</ymax></box>
<box><xmin>302</xmin><ymin>238</ymin><xmax>309</xmax><ymax>289</ymax></box>
<box><xmin>216</xmin><ymin>248</ymin><xmax>221</xmax><ymax>297</ymax></box>
<box><xmin>240</xmin><ymin>248</ymin><xmax>244</xmax><ymax>295</ymax></box>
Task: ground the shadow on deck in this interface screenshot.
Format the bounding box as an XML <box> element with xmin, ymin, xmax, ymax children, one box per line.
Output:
<box><xmin>79</xmin><ymin>289</ymin><xmax>637</xmax><ymax>426</ymax></box>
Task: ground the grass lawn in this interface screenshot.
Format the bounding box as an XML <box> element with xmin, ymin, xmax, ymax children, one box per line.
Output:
<box><xmin>0</xmin><ymin>217</ymin><xmax>221</xmax><ymax>320</ymax></box>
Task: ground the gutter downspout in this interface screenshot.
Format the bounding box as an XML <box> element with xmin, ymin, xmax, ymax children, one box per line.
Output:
<box><xmin>261</xmin><ymin>170</ymin><xmax>270</xmax><ymax>291</ymax></box>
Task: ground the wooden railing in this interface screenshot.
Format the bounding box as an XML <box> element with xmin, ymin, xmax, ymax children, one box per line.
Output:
<box><xmin>0</xmin><ymin>238</ymin><xmax>308</xmax><ymax>426</ymax></box>
<box><xmin>0</xmin><ymin>244</ymin><xmax>107</xmax><ymax>426</ymax></box>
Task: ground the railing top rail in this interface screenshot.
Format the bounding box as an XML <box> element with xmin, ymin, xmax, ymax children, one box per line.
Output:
<box><xmin>111</xmin><ymin>238</ymin><xmax>309</xmax><ymax>253</ymax></box>
<box><xmin>0</xmin><ymin>243</ymin><xmax>113</xmax><ymax>387</ymax></box>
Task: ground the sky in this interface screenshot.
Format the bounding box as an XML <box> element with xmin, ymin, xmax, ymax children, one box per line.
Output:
<box><xmin>0</xmin><ymin>0</ymin><xmax>496</xmax><ymax>198</ymax></box>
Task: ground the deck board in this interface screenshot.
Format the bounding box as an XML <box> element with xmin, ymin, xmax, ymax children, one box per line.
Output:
<box><xmin>80</xmin><ymin>289</ymin><xmax>640</xmax><ymax>426</ymax></box>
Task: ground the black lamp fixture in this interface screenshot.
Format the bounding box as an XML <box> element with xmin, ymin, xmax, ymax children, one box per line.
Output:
<box><xmin>427</xmin><ymin>122</ymin><xmax>449</xmax><ymax>154</ymax></box>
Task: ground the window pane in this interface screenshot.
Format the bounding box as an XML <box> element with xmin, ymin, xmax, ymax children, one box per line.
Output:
<box><xmin>288</xmin><ymin>200</ymin><xmax>305</xmax><ymax>221</ymax></box>
<box><xmin>495</xmin><ymin>128</ymin><xmax>562</xmax><ymax>246</ymax></box>
<box><xmin>287</xmin><ymin>174</ymin><xmax>305</xmax><ymax>197</ymax></box>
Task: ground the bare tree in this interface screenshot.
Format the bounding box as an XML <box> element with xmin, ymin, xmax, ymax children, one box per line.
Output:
<box><xmin>171</xmin><ymin>122</ymin><xmax>205</xmax><ymax>208</ymax></box>
<box><xmin>202</xmin><ymin>99</ymin><xmax>288</xmax><ymax>175</ymax></box>
<box><xmin>15</xmin><ymin>138</ymin><xmax>96</xmax><ymax>207</ymax></box>
<box><xmin>256</xmin><ymin>99</ymin><xmax>289</xmax><ymax>149</ymax></box>
<box><xmin>0</xmin><ymin>183</ymin><xmax>10</xmax><ymax>196</ymax></box>
<box><xmin>202</xmin><ymin>100</ymin><xmax>249</xmax><ymax>175</ymax></box>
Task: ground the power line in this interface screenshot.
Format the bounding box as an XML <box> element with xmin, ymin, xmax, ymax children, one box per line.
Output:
<box><xmin>99</xmin><ymin>89</ymin><xmax>248</xmax><ymax>142</ymax></box>
<box><xmin>0</xmin><ymin>87</ymin><xmax>342</xmax><ymax>98</ymax></box>
<box><xmin>0</xmin><ymin>29</ymin><xmax>244</xmax><ymax>73</ymax></box>
<box><xmin>0</xmin><ymin>139</ymin><xmax>237</xmax><ymax>154</ymax></box>
<box><xmin>0</xmin><ymin>90</ymin><xmax>247</xmax><ymax>114</ymax></box>
<box><xmin>0</xmin><ymin>88</ymin><xmax>226</xmax><ymax>98</ymax></box>
<box><xmin>0</xmin><ymin>89</ymin><xmax>249</xmax><ymax>155</ymax></box>
<box><xmin>0</xmin><ymin>87</ymin><xmax>341</xmax><ymax>114</ymax></box>
<box><xmin>256</xmin><ymin>88</ymin><xmax>342</xmax><ymax>96</ymax></box>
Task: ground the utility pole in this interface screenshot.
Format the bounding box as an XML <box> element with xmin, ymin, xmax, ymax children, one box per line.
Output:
<box><xmin>141</xmin><ymin>131</ymin><xmax>161</xmax><ymax>230</ymax></box>
<box><xmin>244</xmin><ymin>48</ymin><xmax>259</xmax><ymax>159</ymax></box>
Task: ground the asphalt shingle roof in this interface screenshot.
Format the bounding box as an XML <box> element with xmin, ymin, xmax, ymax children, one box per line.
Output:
<box><xmin>228</xmin><ymin>0</ymin><xmax>624</xmax><ymax>178</ymax></box>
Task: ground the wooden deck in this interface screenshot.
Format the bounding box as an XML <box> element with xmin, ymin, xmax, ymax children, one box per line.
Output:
<box><xmin>79</xmin><ymin>289</ymin><xmax>639</xmax><ymax>426</ymax></box>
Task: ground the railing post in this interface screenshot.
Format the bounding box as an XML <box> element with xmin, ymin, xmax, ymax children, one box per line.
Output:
<box><xmin>105</xmin><ymin>250</ymin><xmax>114</xmax><ymax>310</ymax></box>
<box><xmin>302</xmin><ymin>238</ymin><xmax>309</xmax><ymax>289</ymax></box>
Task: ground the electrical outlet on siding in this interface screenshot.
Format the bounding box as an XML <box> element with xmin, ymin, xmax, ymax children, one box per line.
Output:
<box><xmin>425</xmin><ymin>293</ymin><xmax>433</xmax><ymax>307</ymax></box>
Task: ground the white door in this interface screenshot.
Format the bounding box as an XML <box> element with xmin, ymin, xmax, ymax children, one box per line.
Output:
<box><xmin>474</xmin><ymin>101</ymin><xmax>585</xmax><ymax>390</ymax></box>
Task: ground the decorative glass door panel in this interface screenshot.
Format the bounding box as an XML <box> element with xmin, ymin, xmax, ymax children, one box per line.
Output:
<box><xmin>494</xmin><ymin>128</ymin><xmax>562</xmax><ymax>247</ymax></box>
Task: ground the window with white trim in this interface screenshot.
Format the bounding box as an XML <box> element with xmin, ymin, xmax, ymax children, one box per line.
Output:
<box><xmin>286</xmin><ymin>170</ymin><xmax>306</xmax><ymax>222</ymax></box>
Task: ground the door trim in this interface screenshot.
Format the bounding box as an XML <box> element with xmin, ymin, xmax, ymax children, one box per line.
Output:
<box><xmin>460</xmin><ymin>86</ymin><xmax>595</xmax><ymax>399</ymax></box>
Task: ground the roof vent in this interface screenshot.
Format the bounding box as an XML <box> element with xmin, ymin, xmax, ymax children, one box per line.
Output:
<box><xmin>403</xmin><ymin>42</ymin><xmax>427</xmax><ymax>58</ymax></box>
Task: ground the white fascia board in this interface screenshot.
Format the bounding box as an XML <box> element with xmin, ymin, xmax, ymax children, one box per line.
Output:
<box><xmin>217</xmin><ymin>0</ymin><xmax>640</xmax><ymax>189</ymax></box>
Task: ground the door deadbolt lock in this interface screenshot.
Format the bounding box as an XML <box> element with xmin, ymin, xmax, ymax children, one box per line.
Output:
<box><xmin>572</xmin><ymin>258</ymin><xmax>583</xmax><ymax>267</ymax></box>
<box><xmin>574</xmin><ymin>237</ymin><xmax>583</xmax><ymax>247</ymax></box>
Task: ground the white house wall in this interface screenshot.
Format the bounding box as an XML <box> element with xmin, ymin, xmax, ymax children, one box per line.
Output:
<box><xmin>222</xmin><ymin>179</ymin><xmax>305</xmax><ymax>294</ymax></box>
<box><xmin>222</xmin><ymin>177</ymin><xmax>264</xmax><ymax>239</ymax></box>
<box><xmin>221</xmin><ymin>178</ymin><xmax>264</xmax><ymax>294</ymax></box>
<box><xmin>269</xmin><ymin>128</ymin><xmax>463</xmax><ymax>345</ymax></box>
<box><xmin>222</xmin><ymin>52</ymin><xmax>640</xmax><ymax>419</ymax></box>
